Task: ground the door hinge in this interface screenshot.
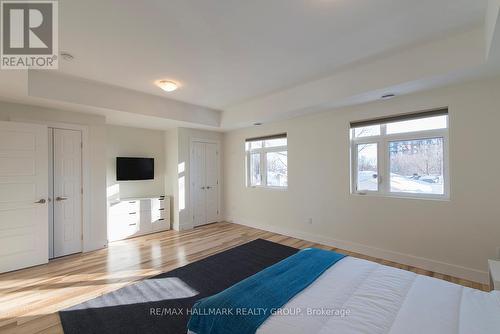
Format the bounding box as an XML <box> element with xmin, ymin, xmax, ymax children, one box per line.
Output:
<box><xmin>217</xmin><ymin>209</ymin><xmax>219</xmax><ymax>215</ymax></box>
<box><xmin>217</xmin><ymin>180</ymin><xmax>219</xmax><ymax>185</ymax></box>
<box><xmin>81</xmin><ymin>142</ymin><xmax>83</xmax><ymax>148</ymax></box>
<box><xmin>81</xmin><ymin>234</ymin><xmax>83</xmax><ymax>241</ymax></box>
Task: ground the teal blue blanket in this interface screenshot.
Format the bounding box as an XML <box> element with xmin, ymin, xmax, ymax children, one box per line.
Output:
<box><xmin>187</xmin><ymin>248</ymin><xmax>345</xmax><ymax>334</ymax></box>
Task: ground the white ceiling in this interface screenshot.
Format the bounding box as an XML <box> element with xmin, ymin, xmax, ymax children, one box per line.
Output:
<box><xmin>0</xmin><ymin>0</ymin><xmax>498</xmax><ymax>130</ymax></box>
<box><xmin>58</xmin><ymin>0</ymin><xmax>487</xmax><ymax>109</ymax></box>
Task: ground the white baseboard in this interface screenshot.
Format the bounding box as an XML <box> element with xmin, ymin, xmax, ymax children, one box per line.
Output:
<box><xmin>228</xmin><ymin>217</ymin><xmax>489</xmax><ymax>284</ymax></box>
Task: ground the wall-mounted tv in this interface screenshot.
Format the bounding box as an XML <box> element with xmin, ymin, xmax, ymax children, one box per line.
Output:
<box><xmin>116</xmin><ymin>157</ymin><xmax>154</xmax><ymax>181</ymax></box>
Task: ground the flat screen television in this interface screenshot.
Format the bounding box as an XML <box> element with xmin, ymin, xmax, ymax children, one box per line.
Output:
<box><xmin>116</xmin><ymin>157</ymin><xmax>154</xmax><ymax>181</ymax></box>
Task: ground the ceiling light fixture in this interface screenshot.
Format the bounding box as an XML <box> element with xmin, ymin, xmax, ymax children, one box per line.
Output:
<box><xmin>381</xmin><ymin>93</ymin><xmax>396</xmax><ymax>100</ymax></box>
<box><xmin>60</xmin><ymin>52</ymin><xmax>74</xmax><ymax>61</ymax></box>
<box><xmin>156</xmin><ymin>80</ymin><xmax>179</xmax><ymax>92</ymax></box>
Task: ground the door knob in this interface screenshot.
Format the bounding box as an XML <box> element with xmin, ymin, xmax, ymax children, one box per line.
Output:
<box><xmin>56</xmin><ymin>196</ymin><xmax>68</xmax><ymax>201</ymax></box>
<box><xmin>34</xmin><ymin>199</ymin><xmax>46</xmax><ymax>204</ymax></box>
<box><xmin>206</xmin><ymin>186</ymin><xmax>211</xmax><ymax>190</ymax></box>
<box><xmin>201</xmin><ymin>187</ymin><xmax>206</xmax><ymax>190</ymax></box>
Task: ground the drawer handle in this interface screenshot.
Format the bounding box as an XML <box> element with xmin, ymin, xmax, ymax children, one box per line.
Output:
<box><xmin>129</xmin><ymin>212</ymin><xmax>137</xmax><ymax>215</ymax></box>
<box><xmin>159</xmin><ymin>198</ymin><xmax>164</xmax><ymax>201</ymax></box>
<box><xmin>129</xmin><ymin>201</ymin><xmax>136</xmax><ymax>203</ymax></box>
<box><xmin>159</xmin><ymin>208</ymin><xmax>165</xmax><ymax>211</ymax></box>
<box><xmin>159</xmin><ymin>218</ymin><xmax>165</xmax><ymax>221</ymax></box>
<box><xmin>129</xmin><ymin>223</ymin><xmax>137</xmax><ymax>226</ymax></box>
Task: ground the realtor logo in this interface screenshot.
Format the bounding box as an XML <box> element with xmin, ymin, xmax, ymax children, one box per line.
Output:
<box><xmin>1</xmin><ymin>0</ymin><xmax>58</xmax><ymax>69</ymax></box>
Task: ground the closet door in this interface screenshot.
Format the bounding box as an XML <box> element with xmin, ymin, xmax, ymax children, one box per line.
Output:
<box><xmin>0</xmin><ymin>121</ymin><xmax>48</xmax><ymax>273</ymax></box>
<box><xmin>192</xmin><ymin>142</ymin><xmax>207</xmax><ymax>227</ymax></box>
<box><xmin>53</xmin><ymin>129</ymin><xmax>82</xmax><ymax>257</ymax></box>
<box><xmin>205</xmin><ymin>143</ymin><xmax>219</xmax><ymax>223</ymax></box>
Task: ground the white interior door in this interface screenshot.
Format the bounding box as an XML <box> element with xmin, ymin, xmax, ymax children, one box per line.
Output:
<box><xmin>205</xmin><ymin>143</ymin><xmax>219</xmax><ymax>223</ymax></box>
<box><xmin>191</xmin><ymin>141</ymin><xmax>219</xmax><ymax>227</ymax></box>
<box><xmin>0</xmin><ymin>121</ymin><xmax>48</xmax><ymax>273</ymax></box>
<box><xmin>192</xmin><ymin>142</ymin><xmax>207</xmax><ymax>227</ymax></box>
<box><xmin>53</xmin><ymin>129</ymin><xmax>82</xmax><ymax>257</ymax></box>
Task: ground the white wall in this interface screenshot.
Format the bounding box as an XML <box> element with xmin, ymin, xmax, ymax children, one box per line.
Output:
<box><xmin>106</xmin><ymin>125</ymin><xmax>166</xmax><ymax>200</ymax></box>
<box><xmin>223</xmin><ymin>76</ymin><xmax>500</xmax><ymax>283</ymax></box>
<box><xmin>0</xmin><ymin>102</ymin><xmax>107</xmax><ymax>251</ymax></box>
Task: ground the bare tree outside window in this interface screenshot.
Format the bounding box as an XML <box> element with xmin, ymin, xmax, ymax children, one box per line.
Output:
<box><xmin>389</xmin><ymin>138</ymin><xmax>444</xmax><ymax>194</ymax></box>
<box><xmin>267</xmin><ymin>151</ymin><xmax>287</xmax><ymax>187</ymax></box>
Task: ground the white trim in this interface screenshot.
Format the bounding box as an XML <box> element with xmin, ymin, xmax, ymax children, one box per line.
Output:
<box><xmin>190</xmin><ymin>138</ymin><xmax>222</xmax><ymax>226</ymax></box>
<box><xmin>247</xmin><ymin>185</ymin><xmax>288</xmax><ymax>191</ymax></box>
<box><xmin>48</xmin><ymin>128</ymin><xmax>54</xmax><ymax>258</ymax></box>
<box><xmin>10</xmin><ymin>118</ymin><xmax>93</xmax><ymax>253</ymax></box>
<box><xmin>227</xmin><ymin>218</ymin><xmax>489</xmax><ymax>284</ymax></box>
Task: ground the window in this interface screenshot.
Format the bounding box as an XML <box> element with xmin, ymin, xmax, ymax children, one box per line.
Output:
<box><xmin>350</xmin><ymin>109</ymin><xmax>449</xmax><ymax>199</ymax></box>
<box><xmin>246</xmin><ymin>133</ymin><xmax>287</xmax><ymax>188</ymax></box>
<box><xmin>356</xmin><ymin>143</ymin><xmax>378</xmax><ymax>192</ymax></box>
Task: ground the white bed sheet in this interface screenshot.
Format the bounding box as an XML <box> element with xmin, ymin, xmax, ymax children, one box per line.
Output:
<box><xmin>256</xmin><ymin>257</ymin><xmax>500</xmax><ymax>334</ymax></box>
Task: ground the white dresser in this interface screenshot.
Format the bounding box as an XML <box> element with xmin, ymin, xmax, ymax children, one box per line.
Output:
<box><xmin>108</xmin><ymin>196</ymin><xmax>170</xmax><ymax>242</ymax></box>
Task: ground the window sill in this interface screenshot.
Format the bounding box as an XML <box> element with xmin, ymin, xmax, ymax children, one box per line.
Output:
<box><xmin>350</xmin><ymin>192</ymin><xmax>450</xmax><ymax>202</ymax></box>
<box><xmin>247</xmin><ymin>186</ymin><xmax>288</xmax><ymax>191</ymax></box>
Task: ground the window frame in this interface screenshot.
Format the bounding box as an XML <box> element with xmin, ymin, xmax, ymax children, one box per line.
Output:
<box><xmin>350</xmin><ymin>116</ymin><xmax>450</xmax><ymax>200</ymax></box>
<box><xmin>245</xmin><ymin>135</ymin><xmax>288</xmax><ymax>189</ymax></box>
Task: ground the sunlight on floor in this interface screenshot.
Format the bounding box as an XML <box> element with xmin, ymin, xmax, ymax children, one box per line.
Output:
<box><xmin>68</xmin><ymin>277</ymin><xmax>199</xmax><ymax>310</ymax></box>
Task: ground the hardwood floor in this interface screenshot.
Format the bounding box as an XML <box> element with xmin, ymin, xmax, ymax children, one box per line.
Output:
<box><xmin>0</xmin><ymin>222</ymin><xmax>489</xmax><ymax>334</ymax></box>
